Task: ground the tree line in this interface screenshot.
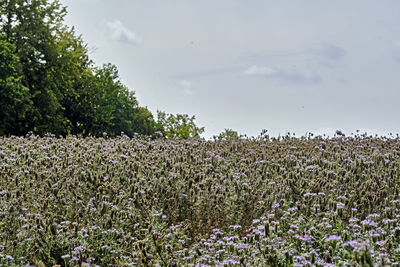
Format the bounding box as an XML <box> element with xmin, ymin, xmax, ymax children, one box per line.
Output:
<box><xmin>0</xmin><ymin>0</ymin><xmax>204</xmax><ymax>139</ymax></box>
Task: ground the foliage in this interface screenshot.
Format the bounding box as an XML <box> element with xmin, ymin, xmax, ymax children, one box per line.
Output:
<box><xmin>71</xmin><ymin>63</ymin><xmax>157</xmax><ymax>137</ymax></box>
<box><xmin>0</xmin><ymin>0</ymin><xmax>159</xmax><ymax>137</ymax></box>
<box><xmin>0</xmin><ymin>37</ymin><xmax>32</xmax><ymax>136</ymax></box>
<box><xmin>0</xmin><ymin>0</ymin><xmax>81</xmax><ymax>135</ymax></box>
<box><xmin>215</xmin><ymin>128</ymin><xmax>241</xmax><ymax>141</ymax></box>
<box><xmin>156</xmin><ymin>111</ymin><xmax>204</xmax><ymax>139</ymax></box>
<box><xmin>1</xmin><ymin>134</ymin><xmax>400</xmax><ymax>265</ymax></box>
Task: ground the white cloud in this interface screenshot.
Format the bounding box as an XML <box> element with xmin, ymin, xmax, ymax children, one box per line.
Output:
<box><xmin>244</xmin><ymin>65</ymin><xmax>278</xmax><ymax>76</ymax></box>
<box><xmin>179</xmin><ymin>80</ymin><xmax>193</xmax><ymax>87</ymax></box>
<box><xmin>105</xmin><ymin>19</ymin><xmax>141</xmax><ymax>45</ymax></box>
<box><xmin>244</xmin><ymin>65</ymin><xmax>322</xmax><ymax>84</ymax></box>
<box><xmin>311</xmin><ymin>43</ymin><xmax>346</xmax><ymax>61</ymax></box>
<box><xmin>178</xmin><ymin>80</ymin><xmax>195</xmax><ymax>95</ymax></box>
<box><xmin>278</xmin><ymin>68</ymin><xmax>322</xmax><ymax>83</ymax></box>
<box><xmin>183</xmin><ymin>88</ymin><xmax>195</xmax><ymax>95</ymax></box>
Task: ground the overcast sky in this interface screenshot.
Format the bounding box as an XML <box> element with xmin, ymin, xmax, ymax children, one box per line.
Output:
<box><xmin>62</xmin><ymin>0</ymin><xmax>400</xmax><ymax>139</ymax></box>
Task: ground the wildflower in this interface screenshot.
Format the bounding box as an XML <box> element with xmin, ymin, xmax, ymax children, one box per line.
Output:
<box><xmin>272</xmin><ymin>203</ymin><xmax>280</xmax><ymax>209</ymax></box>
<box><xmin>349</xmin><ymin>217</ymin><xmax>359</xmax><ymax>223</ymax></box>
<box><xmin>325</xmin><ymin>235</ymin><xmax>341</xmax><ymax>242</ymax></box>
<box><xmin>337</xmin><ymin>202</ymin><xmax>345</xmax><ymax>208</ymax></box>
<box><xmin>5</xmin><ymin>255</ymin><xmax>14</xmax><ymax>261</ymax></box>
<box><xmin>221</xmin><ymin>258</ymin><xmax>240</xmax><ymax>265</ymax></box>
<box><xmin>73</xmin><ymin>245</ymin><xmax>85</xmax><ymax>254</ymax></box>
<box><xmin>69</xmin><ymin>257</ymin><xmax>79</xmax><ymax>262</ymax></box>
<box><xmin>367</xmin><ymin>213</ymin><xmax>380</xmax><ymax>219</ymax></box>
<box><xmin>361</xmin><ymin>219</ymin><xmax>378</xmax><ymax>228</ymax></box>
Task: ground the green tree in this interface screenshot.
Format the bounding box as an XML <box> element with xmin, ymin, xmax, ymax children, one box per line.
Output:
<box><xmin>72</xmin><ymin>63</ymin><xmax>157</xmax><ymax>137</ymax></box>
<box><xmin>1</xmin><ymin>0</ymin><xmax>158</xmax><ymax>137</ymax></box>
<box><xmin>0</xmin><ymin>36</ymin><xmax>32</xmax><ymax>135</ymax></box>
<box><xmin>216</xmin><ymin>128</ymin><xmax>241</xmax><ymax>141</ymax></box>
<box><xmin>156</xmin><ymin>111</ymin><xmax>204</xmax><ymax>139</ymax></box>
<box><xmin>0</xmin><ymin>0</ymin><xmax>87</xmax><ymax>135</ymax></box>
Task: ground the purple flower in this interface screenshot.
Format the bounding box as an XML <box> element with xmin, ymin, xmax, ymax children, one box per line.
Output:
<box><xmin>325</xmin><ymin>235</ymin><xmax>341</xmax><ymax>242</ymax></box>
<box><xmin>5</xmin><ymin>255</ymin><xmax>14</xmax><ymax>261</ymax></box>
<box><xmin>101</xmin><ymin>245</ymin><xmax>110</xmax><ymax>250</ymax></box>
<box><xmin>221</xmin><ymin>258</ymin><xmax>240</xmax><ymax>265</ymax></box>
<box><xmin>272</xmin><ymin>203</ymin><xmax>280</xmax><ymax>209</ymax></box>
<box><xmin>343</xmin><ymin>240</ymin><xmax>366</xmax><ymax>251</ymax></box>
<box><xmin>72</xmin><ymin>245</ymin><xmax>86</xmax><ymax>254</ymax></box>
<box><xmin>361</xmin><ymin>219</ymin><xmax>378</xmax><ymax>228</ymax></box>
<box><xmin>367</xmin><ymin>213</ymin><xmax>380</xmax><ymax>219</ymax></box>
<box><xmin>337</xmin><ymin>202</ymin><xmax>345</xmax><ymax>208</ymax></box>
<box><xmin>213</xmin><ymin>228</ymin><xmax>223</xmax><ymax>235</ymax></box>
<box><xmin>349</xmin><ymin>217</ymin><xmax>359</xmax><ymax>223</ymax></box>
<box><xmin>69</xmin><ymin>257</ymin><xmax>79</xmax><ymax>262</ymax></box>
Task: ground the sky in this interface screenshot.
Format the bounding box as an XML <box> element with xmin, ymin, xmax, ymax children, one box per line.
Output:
<box><xmin>61</xmin><ymin>0</ymin><xmax>400</xmax><ymax>139</ymax></box>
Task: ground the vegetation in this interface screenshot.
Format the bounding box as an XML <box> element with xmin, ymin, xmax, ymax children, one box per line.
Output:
<box><xmin>0</xmin><ymin>37</ymin><xmax>31</xmax><ymax>136</ymax></box>
<box><xmin>2</xmin><ymin>1</ymin><xmax>400</xmax><ymax>267</ymax></box>
<box><xmin>215</xmin><ymin>128</ymin><xmax>242</xmax><ymax>141</ymax></box>
<box><xmin>156</xmin><ymin>111</ymin><xmax>204</xmax><ymax>139</ymax></box>
<box><xmin>1</xmin><ymin>133</ymin><xmax>400</xmax><ymax>266</ymax></box>
<box><xmin>0</xmin><ymin>0</ymin><xmax>202</xmax><ymax>139</ymax></box>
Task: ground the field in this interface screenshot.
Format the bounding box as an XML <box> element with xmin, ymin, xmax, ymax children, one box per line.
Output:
<box><xmin>1</xmin><ymin>133</ymin><xmax>400</xmax><ymax>266</ymax></box>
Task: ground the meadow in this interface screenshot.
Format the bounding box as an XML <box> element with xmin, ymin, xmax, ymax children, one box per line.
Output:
<box><xmin>0</xmin><ymin>133</ymin><xmax>400</xmax><ymax>266</ymax></box>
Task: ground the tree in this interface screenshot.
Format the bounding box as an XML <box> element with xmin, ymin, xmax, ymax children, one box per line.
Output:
<box><xmin>156</xmin><ymin>111</ymin><xmax>204</xmax><ymax>139</ymax></box>
<box><xmin>216</xmin><ymin>128</ymin><xmax>241</xmax><ymax>141</ymax></box>
<box><xmin>1</xmin><ymin>0</ymin><xmax>160</xmax><ymax>137</ymax></box>
<box><xmin>75</xmin><ymin>63</ymin><xmax>157</xmax><ymax>137</ymax></box>
<box><xmin>0</xmin><ymin>36</ymin><xmax>32</xmax><ymax>135</ymax></box>
<box><xmin>0</xmin><ymin>0</ymin><xmax>91</xmax><ymax>135</ymax></box>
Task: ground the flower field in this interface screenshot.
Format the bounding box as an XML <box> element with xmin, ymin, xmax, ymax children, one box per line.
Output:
<box><xmin>1</xmin><ymin>133</ymin><xmax>400</xmax><ymax>266</ymax></box>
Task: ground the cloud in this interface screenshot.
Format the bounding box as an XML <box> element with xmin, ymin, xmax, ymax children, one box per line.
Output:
<box><xmin>178</xmin><ymin>80</ymin><xmax>195</xmax><ymax>95</ymax></box>
<box><xmin>105</xmin><ymin>19</ymin><xmax>141</xmax><ymax>45</ymax></box>
<box><xmin>244</xmin><ymin>65</ymin><xmax>322</xmax><ymax>84</ymax></box>
<box><xmin>243</xmin><ymin>43</ymin><xmax>345</xmax><ymax>84</ymax></box>
<box><xmin>244</xmin><ymin>66</ymin><xmax>278</xmax><ymax>76</ymax></box>
<box><xmin>307</xmin><ymin>43</ymin><xmax>346</xmax><ymax>68</ymax></box>
<box><xmin>312</xmin><ymin>43</ymin><xmax>346</xmax><ymax>61</ymax></box>
<box><xmin>179</xmin><ymin>80</ymin><xmax>193</xmax><ymax>87</ymax></box>
<box><xmin>392</xmin><ymin>40</ymin><xmax>400</xmax><ymax>62</ymax></box>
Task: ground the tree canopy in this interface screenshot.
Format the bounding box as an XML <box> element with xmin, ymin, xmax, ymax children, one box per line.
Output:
<box><xmin>215</xmin><ymin>128</ymin><xmax>241</xmax><ymax>141</ymax></box>
<box><xmin>0</xmin><ymin>36</ymin><xmax>31</xmax><ymax>135</ymax></box>
<box><xmin>156</xmin><ymin>111</ymin><xmax>204</xmax><ymax>139</ymax></box>
<box><xmin>0</xmin><ymin>0</ymin><xmax>204</xmax><ymax>138</ymax></box>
